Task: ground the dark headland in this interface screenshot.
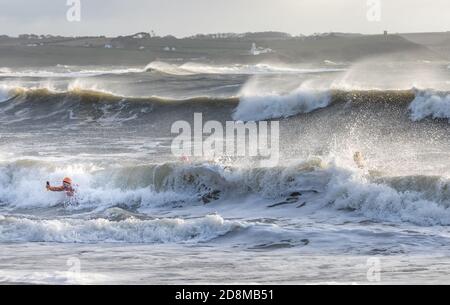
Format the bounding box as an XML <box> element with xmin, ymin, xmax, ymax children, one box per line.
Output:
<box><xmin>0</xmin><ymin>31</ymin><xmax>449</xmax><ymax>67</ymax></box>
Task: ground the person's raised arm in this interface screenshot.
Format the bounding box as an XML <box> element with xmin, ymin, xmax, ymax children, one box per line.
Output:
<box><xmin>46</xmin><ymin>183</ymin><xmax>65</xmax><ymax>192</ymax></box>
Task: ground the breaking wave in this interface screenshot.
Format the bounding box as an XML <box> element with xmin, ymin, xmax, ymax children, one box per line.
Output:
<box><xmin>0</xmin><ymin>62</ymin><xmax>344</xmax><ymax>79</ymax></box>
<box><xmin>0</xmin><ymin>84</ymin><xmax>14</xmax><ymax>103</ymax></box>
<box><xmin>233</xmin><ymin>89</ymin><xmax>331</xmax><ymax>121</ymax></box>
<box><xmin>0</xmin><ymin>86</ymin><xmax>237</xmax><ymax>125</ymax></box>
<box><xmin>1</xmin><ymin>85</ymin><xmax>450</xmax><ymax>126</ymax></box>
<box><xmin>0</xmin><ymin>214</ymin><xmax>244</xmax><ymax>243</ymax></box>
<box><xmin>0</xmin><ymin>86</ymin><xmax>238</xmax><ymax>105</ymax></box>
<box><xmin>1</xmin><ymin>159</ymin><xmax>450</xmax><ymax>226</ymax></box>
<box><xmin>409</xmin><ymin>90</ymin><xmax>450</xmax><ymax>121</ymax></box>
<box><xmin>234</xmin><ymin>88</ymin><xmax>450</xmax><ymax>122</ymax></box>
<box><xmin>0</xmin><ymin>65</ymin><xmax>144</xmax><ymax>78</ymax></box>
<box><xmin>144</xmin><ymin>61</ymin><xmax>345</xmax><ymax>75</ymax></box>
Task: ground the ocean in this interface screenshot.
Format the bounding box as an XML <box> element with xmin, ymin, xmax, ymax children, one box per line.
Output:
<box><xmin>0</xmin><ymin>61</ymin><xmax>450</xmax><ymax>284</ymax></box>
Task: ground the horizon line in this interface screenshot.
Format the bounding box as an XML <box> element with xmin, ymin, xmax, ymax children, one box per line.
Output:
<box><xmin>2</xmin><ymin>29</ymin><xmax>450</xmax><ymax>39</ymax></box>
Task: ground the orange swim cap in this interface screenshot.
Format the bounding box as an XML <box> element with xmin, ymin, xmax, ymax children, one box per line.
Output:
<box><xmin>63</xmin><ymin>177</ymin><xmax>72</xmax><ymax>184</ymax></box>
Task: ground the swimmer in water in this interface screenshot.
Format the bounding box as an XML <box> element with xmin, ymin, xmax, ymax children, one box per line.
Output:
<box><xmin>46</xmin><ymin>177</ymin><xmax>75</xmax><ymax>197</ymax></box>
<box><xmin>353</xmin><ymin>151</ymin><xmax>365</xmax><ymax>169</ymax></box>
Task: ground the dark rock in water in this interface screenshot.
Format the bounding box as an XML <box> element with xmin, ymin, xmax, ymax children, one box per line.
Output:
<box><xmin>297</xmin><ymin>189</ymin><xmax>319</xmax><ymax>194</ymax></box>
<box><xmin>268</xmin><ymin>192</ymin><xmax>303</xmax><ymax>208</ymax></box>
<box><xmin>267</xmin><ymin>201</ymin><xmax>295</xmax><ymax>208</ymax></box>
<box><xmin>201</xmin><ymin>190</ymin><xmax>221</xmax><ymax>204</ymax></box>
<box><xmin>168</xmin><ymin>200</ymin><xmax>185</xmax><ymax>208</ymax></box>
<box><xmin>285</xmin><ymin>192</ymin><xmax>302</xmax><ymax>202</ymax></box>
<box><xmin>301</xmin><ymin>239</ymin><xmax>310</xmax><ymax>245</ymax></box>
<box><xmin>250</xmin><ymin>242</ymin><xmax>294</xmax><ymax>250</ymax></box>
<box><xmin>286</xmin><ymin>197</ymin><xmax>298</xmax><ymax>202</ymax></box>
<box><xmin>338</xmin><ymin>206</ymin><xmax>357</xmax><ymax>212</ymax></box>
<box><xmin>267</xmin><ymin>188</ymin><xmax>320</xmax><ymax>208</ymax></box>
<box><xmin>289</xmin><ymin>192</ymin><xmax>302</xmax><ymax>197</ymax></box>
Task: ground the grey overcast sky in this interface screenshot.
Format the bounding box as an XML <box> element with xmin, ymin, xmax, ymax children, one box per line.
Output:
<box><xmin>0</xmin><ymin>0</ymin><xmax>449</xmax><ymax>37</ymax></box>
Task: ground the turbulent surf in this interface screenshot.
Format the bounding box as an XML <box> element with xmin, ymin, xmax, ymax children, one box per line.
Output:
<box><xmin>1</xmin><ymin>60</ymin><xmax>450</xmax><ymax>284</ymax></box>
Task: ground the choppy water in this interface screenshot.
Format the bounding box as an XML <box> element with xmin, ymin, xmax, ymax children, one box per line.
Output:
<box><xmin>0</xmin><ymin>61</ymin><xmax>450</xmax><ymax>284</ymax></box>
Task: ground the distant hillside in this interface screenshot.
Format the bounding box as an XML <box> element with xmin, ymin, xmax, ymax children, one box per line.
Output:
<box><xmin>0</xmin><ymin>31</ymin><xmax>443</xmax><ymax>67</ymax></box>
<box><xmin>401</xmin><ymin>32</ymin><xmax>450</xmax><ymax>60</ymax></box>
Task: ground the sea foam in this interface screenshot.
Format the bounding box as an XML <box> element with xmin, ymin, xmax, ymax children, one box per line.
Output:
<box><xmin>409</xmin><ymin>90</ymin><xmax>450</xmax><ymax>121</ymax></box>
<box><xmin>233</xmin><ymin>89</ymin><xmax>331</xmax><ymax>121</ymax></box>
<box><xmin>0</xmin><ymin>214</ymin><xmax>243</xmax><ymax>243</ymax></box>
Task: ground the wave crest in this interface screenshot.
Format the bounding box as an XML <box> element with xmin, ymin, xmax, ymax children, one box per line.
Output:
<box><xmin>233</xmin><ymin>89</ymin><xmax>331</xmax><ymax>121</ymax></box>
<box><xmin>1</xmin><ymin>159</ymin><xmax>450</xmax><ymax>226</ymax></box>
<box><xmin>409</xmin><ymin>90</ymin><xmax>450</xmax><ymax>121</ymax></box>
<box><xmin>0</xmin><ymin>214</ymin><xmax>244</xmax><ymax>243</ymax></box>
<box><xmin>144</xmin><ymin>61</ymin><xmax>345</xmax><ymax>76</ymax></box>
